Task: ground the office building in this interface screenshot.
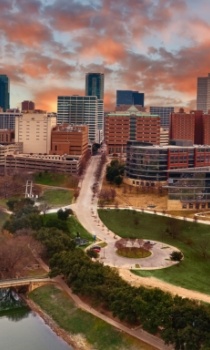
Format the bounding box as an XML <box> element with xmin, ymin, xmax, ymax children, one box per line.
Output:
<box><xmin>51</xmin><ymin>124</ymin><xmax>88</xmax><ymax>157</ymax></box>
<box><xmin>104</xmin><ymin>105</ymin><xmax>160</xmax><ymax>155</ymax></box>
<box><xmin>85</xmin><ymin>73</ymin><xmax>104</xmax><ymax>138</ymax></box>
<box><xmin>150</xmin><ymin>106</ymin><xmax>174</xmax><ymax>128</ymax></box>
<box><xmin>85</xmin><ymin>73</ymin><xmax>104</xmax><ymax>100</ymax></box>
<box><xmin>168</xmin><ymin>166</ymin><xmax>210</xmax><ymax>211</ymax></box>
<box><xmin>197</xmin><ymin>73</ymin><xmax>210</xmax><ymax>113</ymax></box>
<box><xmin>57</xmin><ymin>96</ymin><xmax>99</xmax><ymax>143</ymax></box>
<box><xmin>170</xmin><ymin>109</ymin><xmax>210</xmax><ymax>145</ymax></box>
<box><xmin>0</xmin><ymin>112</ymin><xmax>21</xmax><ymax>130</ymax></box>
<box><xmin>21</xmin><ymin>100</ymin><xmax>35</xmax><ymax>113</ymax></box>
<box><xmin>0</xmin><ymin>75</ymin><xmax>10</xmax><ymax>112</ymax></box>
<box><xmin>116</xmin><ymin>90</ymin><xmax>144</xmax><ymax>107</ymax></box>
<box><xmin>125</xmin><ymin>141</ymin><xmax>210</xmax><ymax>186</ymax></box>
<box><xmin>170</xmin><ymin>109</ymin><xmax>195</xmax><ymax>143</ymax></box>
<box><xmin>15</xmin><ymin>113</ymin><xmax>56</xmax><ymax>154</ymax></box>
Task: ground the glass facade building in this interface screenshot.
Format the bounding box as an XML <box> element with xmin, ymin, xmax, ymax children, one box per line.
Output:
<box><xmin>57</xmin><ymin>96</ymin><xmax>99</xmax><ymax>143</ymax></box>
<box><xmin>0</xmin><ymin>75</ymin><xmax>10</xmax><ymax>112</ymax></box>
<box><xmin>85</xmin><ymin>73</ymin><xmax>104</xmax><ymax>100</ymax></box>
<box><xmin>125</xmin><ymin>141</ymin><xmax>168</xmax><ymax>182</ymax></box>
<box><xmin>116</xmin><ymin>90</ymin><xmax>144</xmax><ymax>107</ymax></box>
<box><xmin>168</xmin><ymin>167</ymin><xmax>210</xmax><ymax>210</ymax></box>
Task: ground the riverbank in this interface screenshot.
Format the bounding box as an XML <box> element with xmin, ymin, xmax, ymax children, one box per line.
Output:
<box><xmin>28</xmin><ymin>284</ymin><xmax>157</xmax><ymax>350</ymax></box>
<box><xmin>25</xmin><ymin>297</ymin><xmax>91</xmax><ymax>350</ymax></box>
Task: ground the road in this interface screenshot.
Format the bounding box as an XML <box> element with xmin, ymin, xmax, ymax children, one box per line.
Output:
<box><xmin>71</xmin><ymin>156</ymin><xmax>177</xmax><ymax>270</ymax></box>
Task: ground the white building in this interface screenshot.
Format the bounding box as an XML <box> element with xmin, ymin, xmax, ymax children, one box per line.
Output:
<box><xmin>197</xmin><ymin>73</ymin><xmax>210</xmax><ymax>113</ymax></box>
<box><xmin>15</xmin><ymin>113</ymin><xmax>56</xmax><ymax>154</ymax></box>
<box><xmin>57</xmin><ymin>95</ymin><xmax>100</xmax><ymax>143</ymax></box>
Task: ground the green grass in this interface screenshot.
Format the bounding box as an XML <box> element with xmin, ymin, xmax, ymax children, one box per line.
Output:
<box><xmin>40</xmin><ymin>189</ymin><xmax>73</xmax><ymax>207</ymax></box>
<box><xmin>30</xmin><ymin>285</ymin><xmax>156</xmax><ymax>350</ymax></box>
<box><xmin>33</xmin><ymin>172</ymin><xmax>78</xmax><ymax>188</ymax></box>
<box><xmin>43</xmin><ymin>213</ymin><xmax>94</xmax><ymax>242</ymax></box>
<box><xmin>98</xmin><ymin>209</ymin><xmax>210</xmax><ymax>295</ymax></box>
<box><xmin>0</xmin><ymin>210</ymin><xmax>9</xmax><ymax>228</ymax></box>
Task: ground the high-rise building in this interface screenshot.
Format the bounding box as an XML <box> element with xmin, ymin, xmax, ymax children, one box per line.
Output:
<box><xmin>104</xmin><ymin>105</ymin><xmax>160</xmax><ymax>155</ymax></box>
<box><xmin>150</xmin><ymin>106</ymin><xmax>174</xmax><ymax>128</ymax></box>
<box><xmin>0</xmin><ymin>75</ymin><xmax>10</xmax><ymax>112</ymax></box>
<box><xmin>85</xmin><ymin>73</ymin><xmax>104</xmax><ymax>137</ymax></box>
<box><xmin>170</xmin><ymin>109</ymin><xmax>195</xmax><ymax>143</ymax></box>
<box><xmin>57</xmin><ymin>96</ymin><xmax>99</xmax><ymax>143</ymax></box>
<box><xmin>21</xmin><ymin>100</ymin><xmax>35</xmax><ymax>112</ymax></box>
<box><xmin>85</xmin><ymin>73</ymin><xmax>104</xmax><ymax>100</ymax></box>
<box><xmin>169</xmin><ymin>109</ymin><xmax>210</xmax><ymax>145</ymax></box>
<box><xmin>116</xmin><ymin>90</ymin><xmax>144</xmax><ymax>107</ymax></box>
<box><xmin>15</xmin><ymin>113</ymin><xmax>56</xmax><ymax>154</ymax></box>
<box><xmin>0</xmin><ymin>112</ymin><xmax>21</xmax><ymax>130</ymax></box>
<box><xmin>197</xmin><ymin>73</ymin><xmax>210</xmax><ymax>113</ymax></box>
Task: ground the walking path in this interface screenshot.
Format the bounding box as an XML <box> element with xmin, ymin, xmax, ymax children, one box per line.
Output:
<box><xmin>36</xmin><ymin>254</ymin><xmax>172</xmax><ymax>350</ymax></box>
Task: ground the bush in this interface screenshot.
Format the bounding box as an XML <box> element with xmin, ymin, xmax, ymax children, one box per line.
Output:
<box><xmin>170</xmin><ymin>250</ymin><xmax>183</xmax><ymax>261</ymax></box>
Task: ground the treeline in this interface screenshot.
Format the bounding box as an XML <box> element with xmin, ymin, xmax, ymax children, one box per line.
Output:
<box><xmin>49</xmin><ymin>250</ymin><xmax>210</xmax><ymax>350</ymax></box>
<box><xmin>2</xmin><ymin>198</ymin><xmax>210</xmax><ymax>349</ymax></box>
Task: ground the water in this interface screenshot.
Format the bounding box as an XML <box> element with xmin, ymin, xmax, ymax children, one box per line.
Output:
<box><xmin>0</xmin><ymin>290</ymin><xmax>73</xmax><ymax>350</ymax></box>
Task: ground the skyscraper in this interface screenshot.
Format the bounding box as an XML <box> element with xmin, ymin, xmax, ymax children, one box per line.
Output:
<box><xmin>116</xmin><ymin>90</ymin><xmax>144</xmax><ymax>107</ymax></box>
<box><xmin>85</xmin><ymin>73</ymin><xmax>104</xmax><ymax>99</ymax></box>
<box><xmin>0</xmin><ymin>75</ymin><xmax>10</xmax><ymax>112</ymax></box>
<box><xmin>197</xmin><ymin>73</ymin><xmax>210</xmax><ymax>113</ymax></box>
<box><xmin>57</xmin><ymin>95</ymin><xmax>99</xmax><ymax>143</ymax></box>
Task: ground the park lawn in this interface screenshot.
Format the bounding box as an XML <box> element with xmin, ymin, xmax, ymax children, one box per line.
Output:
<box><xmin>30</xmin><ymin>285</ymin><xmax>156</xmax><ymax>350</ymax></box>
<box><xmin>98</xmin><ymin>209</ymin><xmax>210</xmax><ymax>295</ymax></box>
<box><xmin>33</xmin><ymin>172</ymin><xmax>78</xmax><ymax>188</ymax></box>
<box><xmin>41</xmin><ymin>188</ymin><xmax>73</xmax><ymax>207</ymax></box>
<box><xmin>43</xmin><ymin>213</ymin><xmax>94</xmax><ymax>242</ymax></box>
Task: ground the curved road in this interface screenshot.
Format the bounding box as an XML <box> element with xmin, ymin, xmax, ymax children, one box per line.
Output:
<box><xmin>71</xmin><ymin>156</ymin><xmax>176</xmax><ymax>269</ymax></box>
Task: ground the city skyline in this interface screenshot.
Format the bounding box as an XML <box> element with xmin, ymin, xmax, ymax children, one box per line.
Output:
<box><xmin>0</xmin><ymin>0</ymin><xmax>210</xmax><ymax>112</ymax></box>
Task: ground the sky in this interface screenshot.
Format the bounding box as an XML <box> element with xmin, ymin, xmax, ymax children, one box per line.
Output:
<box><xmin>0</xmin><ymin>0</ymin><xmax>210</xmax><ymax>112</ymax></box>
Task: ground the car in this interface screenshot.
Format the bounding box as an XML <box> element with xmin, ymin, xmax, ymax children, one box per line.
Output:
<box><xmin>90</xmin><ymin>245</ymin><xmax>101</xmax><ymax>253</ymax></box>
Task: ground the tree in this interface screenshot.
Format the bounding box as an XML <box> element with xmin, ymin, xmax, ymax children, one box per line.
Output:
<box><xmin>165</xmin><ymin>218</ymin><xmax>183</xmax><ymax>240</ymax></box>
<box><xmin>0</xmin><ymin>235</ymin><xmax>42</xmax><ymax>278</ymax></box>
<box><xmin>57</xmin><ymin>208</ymin><xmax>71</xmax><ymax>221</ymax></box>
<box><xmin>170</xmin><ymin>251</ymin><xmax>183</xmax><ymax>261</ymax></box>
<box><xmin>114</xmin><ymin>175</ymin><xmax>123</xmax><ymax>186</ymax></box>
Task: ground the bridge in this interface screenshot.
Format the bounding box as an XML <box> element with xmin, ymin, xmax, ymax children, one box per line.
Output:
<box><xmin>0</xmin><ymin>277</ymin><xmax>55</xmax><ymax>292</ymax></box>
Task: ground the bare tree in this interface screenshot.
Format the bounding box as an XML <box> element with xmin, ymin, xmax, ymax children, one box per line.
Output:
<box><xmin>0</xmin><ymin>235</ymin><xmax>43</xmax><ymax>278</ymax></box>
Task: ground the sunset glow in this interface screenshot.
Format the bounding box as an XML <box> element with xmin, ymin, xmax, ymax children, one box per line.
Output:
<box><xmin>0</xmin><ymin>0</ymin><xmax>209</xmax><ymax>112</ymax></box>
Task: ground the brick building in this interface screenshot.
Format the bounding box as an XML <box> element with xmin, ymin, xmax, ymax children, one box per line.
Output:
<box><xmin>51</xmin><ymin>124</ymin><xmax>88</xmax><ymax>157</ymax></box>
<box><xmin>105</xmin><ymin>106</ymin><xmax>160</xmax><ymax>156</ymax></box>
<box><xmin>170</xmin><ymin>109</ymin><xmax>210</xmax><ymax>145</ymax></box>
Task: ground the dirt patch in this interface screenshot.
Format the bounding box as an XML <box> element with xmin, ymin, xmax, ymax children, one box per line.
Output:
<box><xmin>101</xmin><ymin>181</ymin><xmax>167</xmax><ymax>211</ymax></box>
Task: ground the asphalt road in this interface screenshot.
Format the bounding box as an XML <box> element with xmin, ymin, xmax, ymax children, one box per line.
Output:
<box><xmin>71</xmin><ymin>156</ymin><xmax>177</xmax><ymax>270</ymax></box>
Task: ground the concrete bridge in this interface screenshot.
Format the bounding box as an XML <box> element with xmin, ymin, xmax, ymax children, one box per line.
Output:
<box><xmin>0</xmin><ymin>277</ymin><xmax>55</xmax><ymax>292</ymax></box>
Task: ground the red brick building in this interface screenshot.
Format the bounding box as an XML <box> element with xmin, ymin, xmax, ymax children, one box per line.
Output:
<box><xmin>105</xmin><ymin>106</ymin><xmax>160</xmax><ymax>155</ymax></box>
<box><xmin>51</xmin><ymin>124</ymin><xmax>88</xmax><ymax>157</ymax></box>
<box><xmin>170</xmin><ymin>109</ymin><xmax>210</xmax><ymax>145</ymax></box>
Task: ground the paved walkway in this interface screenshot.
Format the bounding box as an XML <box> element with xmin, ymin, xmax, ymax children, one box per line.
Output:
<box><xmin>71</xmin><ymin>156</ymin><xmax>178</xmax><ymax>270</ymax></box>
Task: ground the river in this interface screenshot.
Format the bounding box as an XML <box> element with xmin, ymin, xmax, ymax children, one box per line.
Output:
<box><xmin>0</xmin><ymin>289</ymin><xmax>73</xmax><ymax>350</ymax></box>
